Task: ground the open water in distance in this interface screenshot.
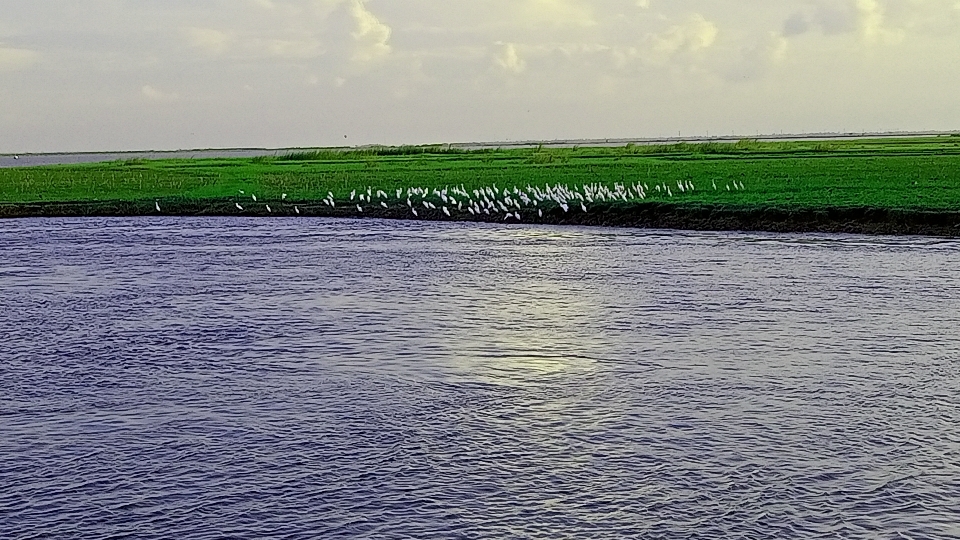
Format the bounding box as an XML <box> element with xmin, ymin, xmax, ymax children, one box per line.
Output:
<box><xmin>2</xmin><ymin>217</ymin><xmax>959</xmax><ymax>539</ymax></box>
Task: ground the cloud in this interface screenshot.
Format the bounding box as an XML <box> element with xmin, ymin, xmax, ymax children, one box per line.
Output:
<box><xmin>856</xmin><ymin>0</ymin><xmax>903</xmax><ymax>44</ymax></box>
<box><xmin>141</xmin><ymin>85</ymin><xmax>180</xmax><ymax>102</ymax></box>
<box><xmin>184</xmin><ymin>27</ymin><xmax>233</xmax><ymax>54</ymax></box>
<box><xmin>0</xmin><ymin>45</ymin><xmax>38</xmax><ymax>71</ymax></box>
<box><xmin>494</xmin><ymin>42</ymin><xmax>526</xmax><ymax>73</ymax></box>
<box><xmin>517</xmin><ymin>0</ymin><xmax>596</xmax><ymax>28</ymax></box>
<box><xmin>651</xmin><ymin>14</ymin><xmax>718</xmax><ymax>54</ymax></box>
<box><xmin>781</xmin><ymin>0</ymin><xmax>905</xmax><ymax>43</ymax></box>
<box><xmin>349</xmin><ymin>0</ymin><xmax>392</xmax><ymax>63</ymax></box>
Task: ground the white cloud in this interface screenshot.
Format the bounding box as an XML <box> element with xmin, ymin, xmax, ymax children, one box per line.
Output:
<box><xmin>184</xmin><ymin>27</ymin><xmax>233</xmax><ymax>55</ymax></box>
<box><xmin>0</xmin><ymin>45</ymin><xmax>38</xmax><ymax>71</ymax></box>
<box><xmin>652</xmin><ymin>14</ymin><xmax>718</xmax><ymax>54</ymax></box>
<box><xmin>141</xmin><ymin>85</ymin><xmax>180</xmax><ymax>102</ymax></box>
<box><xmin>350</xmin><ymin>0</ymin><xmax>392</xmax><ymax>63</ymax></box>
<box><xmin>856</xmin><ymin>0</ymin><xmax>904</xmax><ymax>43</ymax></box>
<box><xmin>494</xmin><ymin>42</ymin><xmax>526</xmax><ymax>73</ymax></box>
<box><xmin>517</xmin><ymin>0</ymin><xmax>596</xmax><ymax>28</ymax></box>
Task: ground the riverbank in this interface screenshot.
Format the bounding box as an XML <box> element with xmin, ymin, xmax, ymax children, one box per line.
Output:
<box><xmin>3</xmin><ymin>199</ymin><xmax>959</xmax><ymax>237</ymax></box>
<box><xmin>4</xmin><ymin>136</ymin><xmax>960</xmax><ymax>235</ymax></box>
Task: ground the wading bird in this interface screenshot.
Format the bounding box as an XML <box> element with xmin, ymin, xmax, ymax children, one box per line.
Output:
<box><xmin>236</xmin><ymin>203</ymin><xmax>243</xmax><ymax>210</ymax></box>
<box><xmin>155</xmin><ymin>201</ymin><xmax>160</xmax><ymax>212</ymax></box>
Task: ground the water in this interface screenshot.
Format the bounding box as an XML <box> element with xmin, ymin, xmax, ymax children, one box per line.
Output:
<box><xmin>2</xmin><ymin>217</ymin><xmax>959</xmax><ymax>539</ymax></box>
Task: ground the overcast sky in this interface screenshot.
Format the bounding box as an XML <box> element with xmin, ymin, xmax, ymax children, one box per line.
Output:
<box><xmin>2</xmin><ymin>0</ymin><xmax>960</xmax><ymax>152</ymax></box>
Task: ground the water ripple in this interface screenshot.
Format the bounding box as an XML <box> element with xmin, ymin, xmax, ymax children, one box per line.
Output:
<box><xmin>1</xmin><ymin>217</ymin><xmax>959</xmax><ymax>539</ymax></box>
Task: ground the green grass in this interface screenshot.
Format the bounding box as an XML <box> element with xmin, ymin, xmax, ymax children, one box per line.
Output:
<box><xmin>4</xmin><ymin>136</ymin><xmax>960</xmax><ymax>211</ymax></box>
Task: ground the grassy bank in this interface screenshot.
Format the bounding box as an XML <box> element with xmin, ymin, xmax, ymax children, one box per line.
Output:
<box><xmin>3</xmin><ymin>136</ymin><xmax>960</xmax><ymax>234</ymax></box>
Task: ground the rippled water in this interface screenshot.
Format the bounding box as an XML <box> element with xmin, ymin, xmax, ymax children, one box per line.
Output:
<box><xmin>2</xmin><ymin>217</ymin><xmax>959</xmax><ymax>539</ymax></box>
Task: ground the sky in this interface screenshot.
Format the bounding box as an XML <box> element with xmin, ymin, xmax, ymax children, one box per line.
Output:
<box><xmin>2</xmin><ymin>0</ymin><xmax>960</xmax><ymax>152</ymax></box>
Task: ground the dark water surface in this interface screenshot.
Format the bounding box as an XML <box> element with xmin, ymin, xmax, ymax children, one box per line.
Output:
<box><xmin>2</xmin><ymin>217</ymin><xmax>959</xmax><ymax>539</ymax></box>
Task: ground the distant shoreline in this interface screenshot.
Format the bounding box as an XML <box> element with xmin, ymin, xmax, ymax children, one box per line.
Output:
<box><xmin>3</xmin><ymin>130</ymin><xmax>959</xmax><ymax>168</ymax></box>
<box><xmin>3</xmin><ymin>200</ymin><xmax>960</xmax><ymax>237</ymax></box>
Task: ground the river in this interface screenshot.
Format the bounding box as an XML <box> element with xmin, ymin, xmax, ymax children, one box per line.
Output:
<box><xmin>2</xmin><ymin>217</ymin><xmax>958</xmax><ymax>539</ymax></box>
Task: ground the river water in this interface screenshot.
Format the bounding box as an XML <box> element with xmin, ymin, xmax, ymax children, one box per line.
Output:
<box><xmin>2</xmin><ymin>218</ymin><xmax>959</xmax><ymax>539</ymax></box>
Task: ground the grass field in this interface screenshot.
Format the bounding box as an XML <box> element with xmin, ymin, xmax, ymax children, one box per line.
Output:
<box><xmin>3</xmin><ymin>136</ymin><xmax>960</xmax><ymax>214</ymax></box>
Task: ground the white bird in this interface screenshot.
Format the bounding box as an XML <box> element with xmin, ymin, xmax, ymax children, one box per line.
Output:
<box><xmin>350</xmin><ymin>190</ymin><xmax>356</xmax><ymax>200</ymax></box>
<box><xmin>266</xmin><ymin>205</ymin><xmax>272</xmax><ymax>213</ymax></box>
<box><xmin>155</xmin><ymin>201</ymin><xmax>160</xmax><ymax>212</ymax></box>
<box><xmin>538</xmin><ymin>209</ymin><xmax>543</xmax><ymax>218</ymax></box>
<box><xmin>380</xmin><ymin>201</ymin><xmax>388</xmax><ymax>209</ymax></box>
<box><xmin>580</xmin><ymin>202</ymin><xmax>587</xmax><ymax>212</ymax></box>
<box><xmin>252</xmin><ymin>194</ymin><xmax>257</xmax><ymax>202</ymax></box>
<box><xmin>282</xmin><ymin>193</ymin><xmax>287</xmax><ymax>200</ymax></box>
<box><xmin>239</xmin><ymin>190</ymin><xmax>245</xmax><ymax>194</ymax></box>
<box><xmin>236</xmin><ymin>203</ymin><xmax>244</xmax><ymax>210</ymax></box>
<box><xmin>356</xmin><ymin>204</ymin><xmax>363</xmax><ymax>212</ymax></box>
<box><xmin>442</xmin><ymin>206</ymin><xmax>450</xmax><ymax>217</ymax></box>
<box><xmin>412</xmin><ymin>208</ymin><xmax>419</xmax><ymax>217</ymax></box>
<box><xmin>295</xmin><ymin>206</ymin><xmax>300</xmax><ymax>214</ymax></box>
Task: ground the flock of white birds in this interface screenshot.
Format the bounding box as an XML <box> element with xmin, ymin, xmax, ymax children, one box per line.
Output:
<box><xmin>155</xmin><ymin>180</ymin><xmax>747</xmax><ymax>217</ymax></box>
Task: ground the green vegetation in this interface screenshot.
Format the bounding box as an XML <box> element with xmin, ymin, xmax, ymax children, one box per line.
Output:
<box><xmin>4</xmin><ymin>136</ymin><xmax>960</xmax><ymax>212</ymax></box>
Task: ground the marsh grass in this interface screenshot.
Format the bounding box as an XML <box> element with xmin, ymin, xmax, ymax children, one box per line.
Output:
<box><xmin>4</xmin><ymin>136</ymin><xmax>960</xmax><ymax>211</ymax></box>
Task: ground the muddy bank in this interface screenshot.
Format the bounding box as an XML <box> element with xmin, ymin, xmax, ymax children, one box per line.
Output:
<box><xmin>2</xmin><ymin>199</ymin><xmax>959</xmax><ymax>237</ymax></box>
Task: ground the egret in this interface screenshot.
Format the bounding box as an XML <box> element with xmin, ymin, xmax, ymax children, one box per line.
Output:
<box><xmin>356</xmin><ymin>204</ymin><xmax>363</xmax><ymax>212</ymax></box>
<box><xmin>412</xmin><ymin>208</ymin><xmax>419</xmax><ymax>217</ymax></box>
<box><xmin>295</xmin><ymin>206</ymin><xmax>300</xmax><ymax>214</ymax></box>
<box><xmin>350</xmin><ymin>190</ymin><xmax>356</xmax><ymax>201</ymax></box>
<box><xmin>252</xmin><ymin>194</ymin><xmax>257</xmax><ymax>202</ymax></box>
<box><xmin>266</xmin><ymin>204</ymin><xmax>272</xmax><ymax>213</ymax></box>
<box><xmin>236</xmin><ymin>203</ymin><xmax>244</xmax><ymax>210</ymax></box>
<box><xmin>155</xmin><ymin>201</ymin><xmax>161</xmax><ymax>212</ymax></box>
<box><xmin>538</xmin><ymin>209</ymin><xmax>543</xmax><ymax>218</ymax></box>
<box><xmin>239</xmin><ymin>190</ymin><xmax>245</xmax><ymax>194</ymax></box>
<box><xmin>442</xmin><ymin>206</ymin><xmax>450</xmax><ymax>217</ymax></box>
<box><xmin>380</xmin><ymin>202</ymin><xmax>388</xmax><ymax>209</ymax></box>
